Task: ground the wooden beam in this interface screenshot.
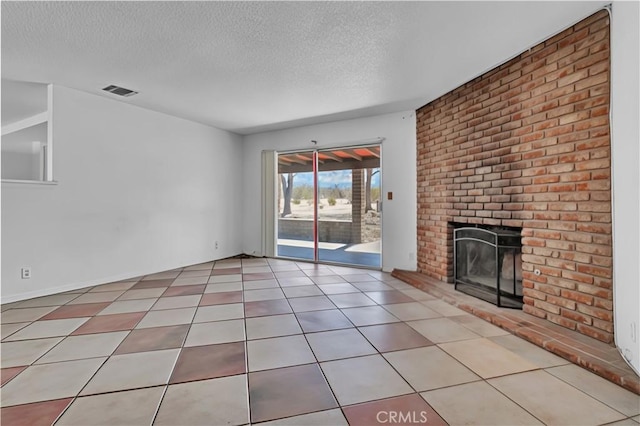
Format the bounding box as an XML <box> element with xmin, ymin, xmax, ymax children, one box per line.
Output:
<box><xmin>296</xmin><ymin>153</ymin><xmax>313</xmax><ymax>162</ymax></box>
<box><xmin>319</xmin><ymin>151</ymin><xmax>344</xmax><ymax>162</ymax></box>
<box><xmin>341</xmin><ymin>149</ymin><xmax>362</xmax><ymax>161</ymax></box>
<box><xmin>286</xmin><ymin>157</ymin><xmax>380</xmax><ymax>173</ymax></box>
<box><xmin>363</xmin><ymin>147</ymin><xmax>380</xmax><ymax>158</ymax></box>
<box><xmin>279</xmin><ymin>155</ymin><xmax>307</xmax><ymax>165</ymax></box>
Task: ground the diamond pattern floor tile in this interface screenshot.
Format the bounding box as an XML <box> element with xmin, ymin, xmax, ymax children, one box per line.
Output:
<box><xmin>71</xmin><ymin>312</ymin><xmax>145</xmax><ymax>335</ymax></box>
<box><xmin>1</xmin><ymin>307</ymin><xmax>58</xmax><ymax>324</ymax></box>
<box><xmin>1</xmin><ymin>366</ymin><xmax>27</xmax><ymax>387</ymax></box>
<box><xmin>56</xmin><ymin>387</ymin><xmax>164</xmax><ymax>426</ymax></box>
<box><xmin>36</xmin><ymin>331</ymin><xmax>128</xmax><ymax>364</ymax></box>
<box><xmin>318</xmin><ymin>283</ymin><xmax>360</xmax><ymax>294</ymax></box>
<box><xmin>358</xmin><ymin>322</ymin><xmax>433</xmax><ymax>352</ymax></box>
<box><xmin>342</xmin><ymin>393</ymin><xmax>447</xmax><ymax>426</ymax></box>
<box><xmin>184</xmin><ymin>319</ymin><xmax>245</xmax><ymax>346</ymax></box>
<box><xmin>383</xmin><ymin>346</ymin><xmax>480</xmax><ymax>391</ymax></box>
<box><xmin>328</xmin><ymin>293</ymin><xmax>377</xmax><ymax>308</ymax></box>
<box><xmin>117</xmin><ymin>288</ymin><xmax>166</xmax><ymax>301</ymax></box>
<box><xmin>281</xmin><ymin>285</ymin><xmax>324</xmax><ymax>298</ymax></box>
<box><xmin>341</xmin><ymin>305</ymin><xmax>400</xmax><ymax>326</ymax></box>
<box><xmin>66</xmin><ymin>291</ymin><xmax>124</xmax><ymax>305</ymax></box>
<box><xmin>135</xmin><ymin>307</ymin><xmax>196</xmax><ymax>329</ymax></box>
<box><xmin>1</xmin><ymin>337</ymin><xmax>63</xmax><ymax>368</ymax></box>
<box><xmin>488</xmin><ymin>334</ymin><xmax>570</xmax><ymax>369</ymax></box>
<box><xmin>199</xmin><ymin>291</ymin><xmax>243</xmax><ymax>306</ymax></box>
<box><xmin>449</xmin><ymin>314</ymin><xmax>511</xmax><ymax>337</ymax></box>
<box><xmin>13</xmin><ymin>294</ymin><xmax>79</xmax><ymax>308</ymax></box>
<box><xmin>364</xmin><ymin>290</ymin><xmax>415</xmax><ymax>305</ymax></box>
<box><xmin>162</xmin><ymin>284</ymin><xmax>206</xmax><ymax>297</ymax></box>
<box><xmin>156</xmin><ymin>375</ymin><xmax>249</xmax><ymax>425</ymax></box>
<box><xmin>243</xmin><ymin>288</ymin><xmax>285</xmax><ymax>302</ymax></box>
<box><xmin>39</xmin><ymin>303</ymin><xmax>111</xmax><ymax>320</ymax></box>
<box><xmin>97</xmin><ymin>298</ymin><xmax>157</xmax><ymax>315</ymax></box>
<box><xmin>80</xmin><ymin>349</ymin><xmax>179</xmax><ymax>396</ymax></box>
<box><xmin>288</xmin><ymin>295</ymin><xmax>336</xmax><ymax>312</ymax></box>
<box><xmin>546</xmin><ymin>364</ymin><xmax>640</xmax><ymax>416</ymax></box>
<box><xmin>170</xmin><ymin>342</ymin><xmax>246</xmax><ymax>384</ymax></box>
<box><xmin>205</xmin><ymin>282</ymin><xmax>243</xmax><ymax>293</ymax></box>
<box><xmin>1</xmin><ymin>257</ymin><xmax>634</xmax><ymax>426</ymax></box>
<box><xmin>244</xmin><ymin>299</ymin><xmax>292</xmax><ymax>318</ymax></box>
<box><xmin>1</xmin><ymin>357</ymin><xmax>105</xmax><ymax>407</ymax></box>
<box><xmin>4</xmin><ymin>318</ymin><xmax>89</xmax><ymax>341</ymax></box>
<box><xmin>113</xmin><ymin>325</ymin><xmax>188</xmax><ymax>355</ymax></box>
<box><xmin>310</xmin><ymin>275</ymin><xmax>347</xmax><ymax>285</ymax></box>
<box><xmin>320</xmin><ymin>354</ymin><xmax>413</xmax><ymax>406</ymax></box>
<box><xmin>277</xmin><ymin>277</ymin><xmax>315</xmax><ymax>287</ymax></box>
<box><xmin>381</xmin><ymin>302</ymin><xmax>441</xmax><ymax>321</ymax></box>
<box><xmin>247</xmin><ymin>335</ymin><xmax>316</xmax><ymax>371</ymax></box>
<box><xmin>439</xmin><ymin>337</ymin><xmax>538</xmax><ymax>378</ymax></box>
<box><xmin>249</xmin><ymin>364</ymin><xmax>338</xmax><ymax>423</ymax></box>
<box><xmin>488</xmin><ymin>370</ymin><xmax>626</xmax><ymax>425</ymax></box>
<box><xmin>407</xmin><ymin>317</ymin><xmax>480</xmax><ymax>343</ymax></box>
<box><xmin>89</xmin><ymin>281</ymin><xmax>137</xmax><ymax>293</ymax></box>
<box><xmin>257</xmin><ymin>409</ymin><xmax>348</xmax><ymax>426</ymax></box>
<box><xmin>244</xmin><ymin>279</ymin><xmax>279</xmax><ymax>290</ymax></box>
<box><xmin>295</xmin><ymin>309</ymin><xmax>353</xmax><ymax>333</ymax></box>
<box><xmin>151</xmin><ymin>295</ymin><xmax>201</xmax><ymax>310</ymax></box>
<box><xmin>0</xmin><ymin>398</ymin><xmax>73</xmax><ymax>426</ymax></box>
<box><xmin>193</xmin><ymin>303</ymin><xmax>244</xmax><ymax>322</ymax></box>
<box><xmin>1</xmin><ymin>323</ymin><xmax>30</xmax><ymax>340</ymax></box>
<box><xmin>245</xmin><ymin>314</ymin><xmax>302</xmax><ymax>340</ymax></box>
<box><xmin>211</xmin><ymin>267</ymin><xmax>242</xmax><ymax>275</ymax></box>
<box><xmin>132</xmin><ymin>279</ymin><xmax>173</xmax><ymax>289</ymax></box>
<box><xmin>306</xmin><ymin>328</ymin><xmax>377</xmax><ymax>361</ymax></box>
<box><xmin>421</xmin><ymin>381</ymin><xmax>543</xmax><ymax>425</ymax></box>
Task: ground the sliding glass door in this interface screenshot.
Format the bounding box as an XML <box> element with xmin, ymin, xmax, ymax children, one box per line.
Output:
<box><xmin>276</xmin><ymin>151</ymin><xmax>316</xmax><ymax>261</ymax></box>
<box><xmin>276</xmin><ymin>145</ymin><xmax>381</xmax><ymax>268</ymax></box>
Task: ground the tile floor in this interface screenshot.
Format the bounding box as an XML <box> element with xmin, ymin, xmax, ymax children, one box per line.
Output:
<box><xmin>1</xmin><ymin>257</ymin><xmax>639</xmax><ymax>426</ymax></box>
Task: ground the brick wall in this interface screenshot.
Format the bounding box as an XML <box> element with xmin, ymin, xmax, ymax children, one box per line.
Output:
<box><xmin>416</xmin><ymin>11</ymin><xmax>613</xmax><ymax>343</ymax></box>
<box><xmin>278</xmin><ymin>219</ymin><xmax>354</xmax><ymax>244</ymax></box>
<box><xmin>351</xmin><ymin>169</ymin><xmax>366</xmax><ymax>244</ymax></box>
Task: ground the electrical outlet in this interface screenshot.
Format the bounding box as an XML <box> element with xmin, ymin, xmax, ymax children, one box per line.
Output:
<box><xmin>215</xmin><ymin>241</ymin><xmax>219</xmax><ymax>250</ymax></box>
<box><xmin>21</xmin><ymin>267</ymin><xmax>31</xmax><ymax>279</ymax></box>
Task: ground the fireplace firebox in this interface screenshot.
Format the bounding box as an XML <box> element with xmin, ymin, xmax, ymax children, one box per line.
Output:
<box><xmin>453</xmin><ymin>226</ymin><xmax>523</xmax><ymax>309</ymax></box>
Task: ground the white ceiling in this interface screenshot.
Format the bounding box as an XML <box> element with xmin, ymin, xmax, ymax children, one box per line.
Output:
<box><xmin>1</xmin><ymin>1</ymin><xmax>607</xmax><ymax>135</ymax></box>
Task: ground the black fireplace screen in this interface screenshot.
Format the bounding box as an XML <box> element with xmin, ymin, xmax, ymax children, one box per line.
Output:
<box><xmin>454</xmin><ymin>227</ymin><xmax>523</xmax><ymax>309</ymax></box>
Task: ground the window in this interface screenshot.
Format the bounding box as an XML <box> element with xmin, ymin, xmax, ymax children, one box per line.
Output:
<box><xmin>1</xmin><ymin>81</ymin><xmax>54</xmax><ymax>183</ymax></box>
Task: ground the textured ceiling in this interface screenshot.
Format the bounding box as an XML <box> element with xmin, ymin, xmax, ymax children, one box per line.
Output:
<box><xmin>1</xmin><ymin>1</ymin><xmax>607</xmax><ymax>135</ymax></box>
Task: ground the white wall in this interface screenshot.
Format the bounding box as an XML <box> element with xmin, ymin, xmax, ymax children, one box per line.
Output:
<box><xmin>611</xmin><ymin>2</ymin><xmax>640</xmax><ymax>375</ymax></box>
<box><xmin>242</xmin><ymin>111</ymin><xmax>417</xmax><ymax>272</ymax></box>
<box><xmin>1</xmin><ymin>150</ymin><xmax>39</xmax><ymax>181</ymax></box>
<box><xmin>2</xmin><ymin>122</ymin><xmax>47</xmax><ymax>180</ymax></box>
<box><xmin>1</xmin><ymin>85</ymin><xmax>243</xmax><ymax>303</ymax></box>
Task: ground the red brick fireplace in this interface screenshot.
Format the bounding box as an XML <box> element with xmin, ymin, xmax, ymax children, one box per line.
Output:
<box><xmin>416</xmin><ymin>11</ymin><xmax>613</xmax><ymax>343</ymax></box>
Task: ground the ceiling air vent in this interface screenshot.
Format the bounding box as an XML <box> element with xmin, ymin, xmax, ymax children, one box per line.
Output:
<box><xmin>102</xmin><ymin>85</ymin><xmax>138</xmax><ymax>97</ymax></box>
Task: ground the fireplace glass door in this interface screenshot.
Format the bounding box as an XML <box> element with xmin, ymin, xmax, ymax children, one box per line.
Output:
<box><xmin>454</xmin><ymin>227</ymin><xmax>523</xmax><ymax>308</ymax></box>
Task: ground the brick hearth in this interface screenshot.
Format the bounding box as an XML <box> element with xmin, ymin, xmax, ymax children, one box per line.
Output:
<box><xmin>416</xmin><ymin>11</ymin><xmax>613</xmax><ymax>343</ymax></box>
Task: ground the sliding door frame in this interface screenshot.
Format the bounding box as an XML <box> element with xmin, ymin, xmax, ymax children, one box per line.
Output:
<box><xmin>273</xmin><ymin>142</ymin><xmax>383</xmax><ymax>269</ymax></box>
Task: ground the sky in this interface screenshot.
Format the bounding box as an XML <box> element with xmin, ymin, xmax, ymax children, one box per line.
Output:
<box><xmin>291</xmin><ymin>169</ymin><xmax>380</xmax><ymax>189</ymax></box>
